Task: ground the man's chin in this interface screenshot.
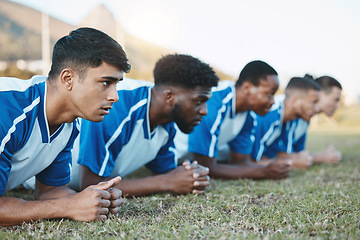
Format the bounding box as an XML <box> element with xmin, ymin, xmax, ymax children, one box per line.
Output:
<box><xmin>178</xmin><ymin>126</ymin><xmax>194</xmax><ymax>134</ymax></box>
<box><xmin>255</xmin><ymin>109</ymin><xmax>270</xmax><ymax>116</ymax></box>
<box><xmin>87</xmin><ymin>115</ymin><xmax>105</xmax><ymax>123</ymax></box>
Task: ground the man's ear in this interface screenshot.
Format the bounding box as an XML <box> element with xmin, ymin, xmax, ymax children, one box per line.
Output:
<box><xmin>289</xmin><ymin>93</ymin><xmax>303</xmax><ymax>109</ymax></box>
<box><xmin>163</xmin><ymin>89</ymin><xmax>176</xmax><ymax>107</ymax></box>
<box><xmin>241</xmin><ymin>81</ymin><xmax>255</xmax><ymax>95</ymax></box>
<box><xmin>59</xmin><ymin>68</ymin><xmax>75</xmax><ymax>91</ymax></box>
<box><xmin>241</xmin><ymin>81</ymin><xmax>256</xmax><ymax>95</ymax></box>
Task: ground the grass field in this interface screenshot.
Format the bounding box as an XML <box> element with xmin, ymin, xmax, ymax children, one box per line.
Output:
<box><xmin>1</xmin><ymin>131</ymin><xmax>360</xmax><ymax>239</ymax></box>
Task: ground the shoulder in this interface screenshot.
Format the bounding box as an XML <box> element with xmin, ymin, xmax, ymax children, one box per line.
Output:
<box><xmin>113</xmin><ymin>78</ymin><xmax>151</xmax><ymax>113</ymax></box>
<box><xmin>212</xmin><ymin>80</ymin><xmax>235</xmax><ymax>99</ymax></box>
<box><xmin>294</xmin><ymin>118</ymin><xmax>309</xmax><ymax>131</ymax></box>
<box><xmin>255</xmin><ymin>107</ymin><xmax>281</xmax><ymax>128</ymax></box>
<box><xmin>207</xmin><ymin>80</ymin><xmax>235</xmax><ymax>109</ymax></box>
<box><xmin>274</xmin><ymin>94</ymin><xmax>285</xmax><ymax>103</ymax></box>
<box><xmin>117</xmin><ymin>77</ymin><xmax>154</xmax><ymax>91</ymax></box>
<box><xmin>213</xmin><ymin>80</ymin><xmax>235</xmax><ymax>92</ymax></box>
<box><xmin>0</xmin><ymin>75</ymin><xmax>46</xmax><ymax>92</ymax></box>
<box><xmin>0</xmin><ymin>76</ymin><xmax>46</xmax><ymax>122</ymax></box>
<box><xmin>116</xmin><ymin>78</ymin><xmax>151</xmax><ymax>102</ymax></box>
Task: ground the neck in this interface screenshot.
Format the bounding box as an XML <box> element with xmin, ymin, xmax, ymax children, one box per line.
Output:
<box><xmin>46</xmin><ymin>81</ymin><xmax>76</xmax><ymax>134</ymax></box>
<box><xmin>234</xmin><ymin>86</ymin><xmax>249</xmax><ymax>113</ymax></box>
<box><xmin>282</xmin><ymin>98</ymin><xmax>298</xmax><ymax>122</ymax></box>
<box><xmin>148</xmin><ymin>88</ymin><xmax>172</xmax><ymax>131</ymax></box>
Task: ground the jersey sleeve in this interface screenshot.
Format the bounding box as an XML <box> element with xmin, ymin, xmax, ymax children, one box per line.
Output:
<box><xmin>293</xmin><ymin>132</ymin><xmax>307</xmax><ymax>152</ymax></box>
<box><xmin>250</xmin><ymin>112</ymin><xmax>277</xmax><ymax>161</ymax></box>
<box><xmin>77</xmin><ymin>117</ymin><xmax>122</xmax><ymax>178</ymax></box>
<box><xmin>0</xmin><ymin>140</ymin><xmax>16</xmax><ymax>196</ymax></box>
<box><xmin>36</xmin><ymin>121</ymin><xmax>79</xmax><ymax>186</ymax></box>
<box><xmin>292</xmin><ymin>120</ymin><xmax>308</xmax><ymax>152</ymax></box>
<box><xmin>263</xmin><ymin>136</ymin><xmax>286</xmax><ymax>158</ymax></box>
<box><xmin>228</xmin><ymin>111</ymin><xmax>256</xmax><ymax>155</ymax></box>
<box><xmin>145</xmin><ymin>123</ymin><xmax>177</xmax><ymax>173</ymax></box>
<box><xmin>188</xmin><ymin>101</ymin><xmax>224</xmax><ymax>158</ymax></box>
<box><xmin>0</xmin><ymin>103</ymin><xmax>28</xmax><ymax>195</ymax></box>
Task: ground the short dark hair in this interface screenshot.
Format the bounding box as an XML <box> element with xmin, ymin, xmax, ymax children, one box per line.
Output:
<box><xmin>235</xmin><ymin>60</ymin><xmax>278</xmax><ymax>87</ymax></box>
<box><xmin>285</xmin><ymin>76</ymin><xmax>321</xmax><ymax>95</ymax></box>
<box><xmin>315</xmin><ymin>76</ymin><xmax>342</xmax><ymax>94</ymax></box>
<box><xmin>153</xmin><ymin>54</ymin><xmax>218</xmax><ymax>89</ymax></box>
<box><xmin>48</xmin><ymin>27</ymin><xmax>131</xmax><ymax>80</ymax></box>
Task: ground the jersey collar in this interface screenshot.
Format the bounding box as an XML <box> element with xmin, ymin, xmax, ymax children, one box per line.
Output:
<box><xmin>38</xmin><ymin>81</ymin><xmax>64</xmax><ymax>143</ymax></box>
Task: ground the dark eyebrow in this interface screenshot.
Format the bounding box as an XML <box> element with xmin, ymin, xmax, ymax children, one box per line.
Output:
<box><xmin>102</xmin><ymin>76</ymin><xmax>123</xmax><ymax>82</ymax></box>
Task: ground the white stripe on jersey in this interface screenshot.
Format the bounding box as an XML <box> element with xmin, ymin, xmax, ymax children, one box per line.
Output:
<box><xmin>256</xmin><ymin>120</ymin><xmax>279</xmax><ymax>161</ymax></box>
<box><xmin>0</xmin><ymin>76</ymin><xmax>45</xmax><ymax>92</ymax></box>
<box><xmin>286</xmin><ymin>122</ymin><xmax>297</xmax><ymax>153</ymax></box>
<box><xmin>0</xmin><ymin>96</ymin><xmax>40</xmax><ymax>154</ymax></box>
<box><xmin>208</xmin><ymin>91</ymin><xmax>233</xmax><ymax>157</ymax></box>
<box><xmin>99</xmin><ymin>98</ymin><xmax>148</xmax><ymax>176</ymax></box>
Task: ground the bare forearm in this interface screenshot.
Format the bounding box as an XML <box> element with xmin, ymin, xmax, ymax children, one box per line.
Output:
<box><xmin>311</xmin><ymin>153</ymin><xmax>322</xmax><ymax>164</ymax></box>
<box><xmin>113</xmin><ymin>176</ymin><xmax>168</xmax><ymax>197</ymax></box>
<box><xmin>35</xmin><ymin>183</ymin><xmax>77</xmax><ymax>200</ymax></box>
<box><xmin>195</xmin><ymin>153</ymin><xmax>267</xmax><ymax>179</ymax></box>
<box><xmin>0</xmin><ymin>196</ymin><xmax>70</xmax><ymax>226</ymax></box>
<box><xmin>36</xmin><ymin>186</ymin><xmax>76</xmax><ymax>200</ymax></box>
<box><xmin>207</xmin><ymin>163</ymin><xmax>267</xmax><ymax>179</ymax></box>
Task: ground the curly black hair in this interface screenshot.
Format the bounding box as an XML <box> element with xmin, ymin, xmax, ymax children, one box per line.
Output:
<box><xmin>153</xmin><ymin>54</ymin><xmax>218</xmax><ymax>89</ymax></box>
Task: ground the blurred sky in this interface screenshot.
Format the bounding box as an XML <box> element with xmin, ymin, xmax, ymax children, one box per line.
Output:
<box><xmin>10</xmin><ymin>0</ymin><xmax>360</xmax><ymax>104</ymax></box>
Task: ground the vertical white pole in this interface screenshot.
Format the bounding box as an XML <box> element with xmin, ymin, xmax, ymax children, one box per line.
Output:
<box><xmin>41</xmin><ymin>9</ymin><xmax>50</xmax><ymax>75</ymax></box>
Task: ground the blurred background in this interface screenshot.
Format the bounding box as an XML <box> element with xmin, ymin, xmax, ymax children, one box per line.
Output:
<box><xmin>1</xmin><ymin>0</ymin><xmax>360</xmax><ymax>130</ymax></box>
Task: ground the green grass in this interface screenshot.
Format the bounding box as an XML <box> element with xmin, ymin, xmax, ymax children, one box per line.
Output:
<box><xmin>1</xmin><ymin>132</ymin><xmax>360</xmax><ymax>239</ymax></box>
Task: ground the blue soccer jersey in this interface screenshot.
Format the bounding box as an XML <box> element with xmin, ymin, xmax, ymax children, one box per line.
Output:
<box><xmin>175</xmin><ymin>80</ymin><xmax>256</xmax><ymax>159</ymax></box>
<box><xmin>0</xmin><ymin>76</ymin><xmax>79</xmax><ymax>195</ymax></box>
<box><xmin>251</xmin><ymin>96</ymin><xmax>284</xmax><ymax>161</ymax></box>
<box><xmin>70</xmin><ymin>78</ymin><xmax>177</xmax><ymax>183</ymax></box>
<box><xmin>251</xmin><ymin>94</ymin><xmax>309</xmax><ymax>161</ymax></box>
<box><xmin>282</xmin><ymin>118</ymin><xmax>308</xmax><ymax>153</ymax></box>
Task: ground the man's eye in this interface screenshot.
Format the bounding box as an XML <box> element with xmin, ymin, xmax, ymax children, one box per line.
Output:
<box><xmin>195</xmin><ymin>100</ymin><xmax>202</xmax><ymax>105</ymax></box>
<box><xmin>102</xmin><ymin>81</ymin><xmax>109</xmax><ymax>86</ymax></box>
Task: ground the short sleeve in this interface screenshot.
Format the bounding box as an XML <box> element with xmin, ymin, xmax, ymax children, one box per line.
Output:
<box><xmin>0</xmin><ymin>103</ymin><xmax>27</xmax><ymax>195</ymax></box>
<box><xmin>293</xmin><ymin>133</ymin><xmax>306</xmax><ymax>152</ymax></box>
<box><xmin>228</xmin><ymin>112</ymin><xmax>255</xmax><ymax>155</ymax></box>
<box><xmin>77</xmin><ymin>117</ymin><xmax>121</xmax><ymax>178</ymax></box>
<box><xmin>188</xmin><ymin>103</ymin><xmax>226</xmax><ymax>158</ymax></box>
<box><xmin>145</xmin><ymin>124</ymin><xmax>177</xmax><ymax>173</ymax></box>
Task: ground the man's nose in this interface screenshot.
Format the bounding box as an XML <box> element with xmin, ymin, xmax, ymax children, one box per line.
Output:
<box><xmin>108</xmin><ymin>85</ymin><xmax>119</xmax><ymax>103</ymax></box>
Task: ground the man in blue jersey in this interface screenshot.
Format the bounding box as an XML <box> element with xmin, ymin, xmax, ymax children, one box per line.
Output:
<box><xmin>70</xmin><ymin>54</ymin><xmax>219</xmax><ymax>197</ymax></box>
<box><xmin>251</xmin><ymin>76</ymin><xmax>322</xmax><ymax>169</ymax></box>
<box><xmin>0</xmin><ymin>27</ymin><xmax>130</xmax><ymax>226</ymax></box>
<box><xmin>269</xmin><ymin>75</ymin><xmax>342</xmax><ymax>167</ymax></box>
<box><xmin>174</xmin><ymin>60</ymin><xmax>290</xmax><ymax>179</ymax></box>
